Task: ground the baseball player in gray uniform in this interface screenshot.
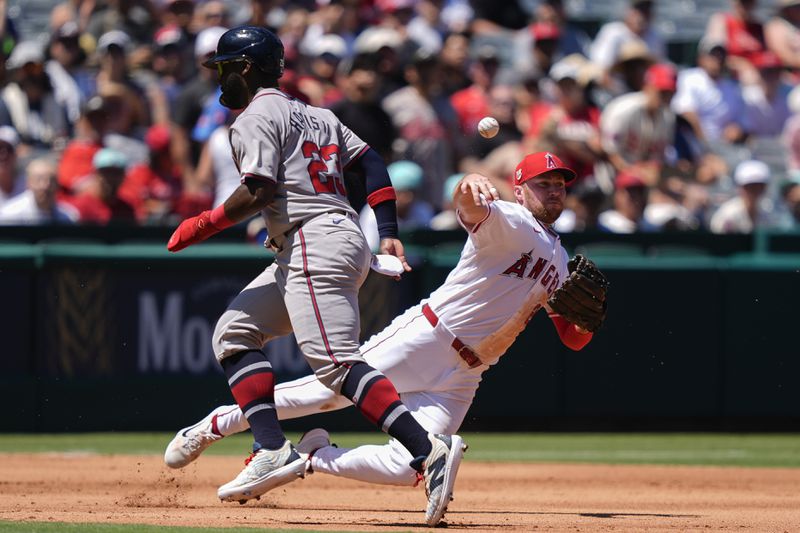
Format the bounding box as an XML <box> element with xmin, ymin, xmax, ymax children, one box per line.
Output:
<box><xmin>165</xmin><ymin>152</ymin><xmax>609</xmax><ymax>498</ymax></box>
<box><xmin>166</xmin><ymin>26</ymin><xmax>464</xmax><ymax>526</ymax></box>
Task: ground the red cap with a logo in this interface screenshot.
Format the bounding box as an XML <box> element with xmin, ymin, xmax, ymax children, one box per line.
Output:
<box><xmin>514</xmin><ymin>152</ymin><xmax>577</xmax><ymax>186</ymax></box>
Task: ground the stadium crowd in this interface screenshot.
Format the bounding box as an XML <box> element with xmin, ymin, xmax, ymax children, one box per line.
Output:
<box><xmin>0</xmin><ymin>0</ymin><xmax>799</xmax><ymax>235</ymax></box>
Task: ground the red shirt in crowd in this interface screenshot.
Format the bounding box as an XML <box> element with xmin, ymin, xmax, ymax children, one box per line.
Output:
<box><xmin>57</xmin><ymin>140</ymin><xmax>101</xmax><ymax>194</ymax></box>
<box><xmin>450</xmin><ymin>85</ymin><xmax>489</xmax><ymax>135</ymax></box>
<box><xmin>724</xmin><ymin>13</ymin><xmax>766</xmax><ymax>61</ymax></box>
<box><xmin>67</xmin><ymin>193</ymin><xmax>137</xmax><ymax>224</ymax></box>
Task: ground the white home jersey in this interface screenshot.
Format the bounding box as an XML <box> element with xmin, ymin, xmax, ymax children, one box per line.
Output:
<box><xmin>229</xmin><ymin>88</ymin><xmax>367</xmax><ymax>237</ymax></box>
<box><xmin>425</xmin><ymin>200</ymin><xmax>569</xmax><ymax>364</ymax></box>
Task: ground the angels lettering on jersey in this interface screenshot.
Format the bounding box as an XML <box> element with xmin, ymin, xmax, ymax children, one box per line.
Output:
<box><xmin>501</xmin><ymin>250</ymin><xmax>561</xmax><ymax>296</ymax></box>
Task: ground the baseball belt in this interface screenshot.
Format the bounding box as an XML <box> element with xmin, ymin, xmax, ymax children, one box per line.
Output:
<box><xmin>421</xmin><ymin>304</ymin><xmax>482</xmax><ymax>369</ymax></box>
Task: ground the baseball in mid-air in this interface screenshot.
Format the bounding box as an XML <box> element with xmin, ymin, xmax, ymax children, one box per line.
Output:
<box><xmin>478</xmin><ymin>116</ymin><xmax>499</xmax><ymax>139</ymax></box>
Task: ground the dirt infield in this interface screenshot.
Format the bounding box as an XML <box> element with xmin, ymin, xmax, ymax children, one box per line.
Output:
<box><xmin>1</xmin><ymin>453</ymin><xmax>799</xmax><ymax>531</ymax></box>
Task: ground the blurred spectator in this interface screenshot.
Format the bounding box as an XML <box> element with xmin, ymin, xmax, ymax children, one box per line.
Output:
<box><xmin>57</xmin><ymin>95</ymin><xmax>107</xmax><ymax>194</ymax></box>
<box><xmin>118</xmin><ymin>124</ymin><xmax>188</xmax><ymax>222</ymax></box>
<box><xmin>590</xmin><ymin>0</ymin><xmax>665</xmax><ymax>70</ymax></box>
<box><xmin>360</xmin><ymin>160</ymin><xmax>434</xmax><ymax>249</ymax></box>
<box><xmin>331</xmin><ymin>54</ymin><xmax>397</xmax><ymax>162</ymax></box>
<box><xmin>195</xmin><ymin>121</ymin><xmax>239</xmax><ymax>209</ymax></box>
<box><xmin>383</xmin><ymin>50</ymin><xmax>460</xmax><ymax>205</ymax></box>
<box><xmin>710</xmin><ymin>159</ymin><xmax>779</xmax><ymax>232</ymax></box>
<box><xmin>430</xmin><ymin>172</ymin><xmax>464</xmax><ymax>230</ymax></box>
<box><xmin>87</xmin><ymin>0</ymin><xmax>158</xmax><ymax>68</ymax></box>
<box><xmin>463</xmin><ymin>84</ymin><xmax>522</xmax><ymax>161</ymax></box>
<box><xmin>742</xmin><ymin>51</ymin><xmax>792</xmax><ymax>136</ymax></box>
<box><xmin>672</xmin><ymin>40</ymin><xmax>748</xmax><ymax>150</ymax></box>
<box><xmin>598</xmin><ymin>171</ymin><xmax>657</xmax><ymax>233</ymax></box>
<box><xmin>101</xmin><ymin>87</ymin><xmax>150</xmax><ymax>167</ymax></box>
<box><xmin>780</xmin><ymin>176</ymin><xmax>800</xmax><ymax>226</ymax></box>
<box><xmin>67</xmin><ymin>147</ymin><xmax>136</xmax><ymax>224</ymax></box>
<box><xmin>470</xmin><ymin>0</ymin><xmax>528</xmax><ymax>33</ymax></box>
<box><xmin>51</xmin><ymin>0</ymin><xmax>95</xmax><ymax>34</ymax></box>
<box><xmin>95</xmin><ymin>30</ymin><xmax>150</xmax><ymax>132</ymax></box>
<box><xmin>532</xmin><ymin>0</ymin><xmax>591</xmax><ymax>57</ymax></box>
<box><xmin>781</xmin><ymin>85</ymin><xmax>800</xmax><ymax>172</ymax></box>
<box><xmin>158</xmin><ymin>0</ymin><xmax>196</xmax><ymax>40</ymax></box>
<box><xmin>147</xmin><ymin>25</ymin><xmax>191</xmax><ymax>110</ymax></box>
<box><xmin>408</xmin><ymin>0</ymin><xmax>448</xmax><ymax>54</ymax></box>
<box><xmin>765</xmin><ymin>0</ymin><xmax>800</xmax><ymax>70</ymax></box>
<box><xmin>373</xmin><ymin>0</ymin><xmax>422</xmax><ymax>60</ymax></box>
<box><xmin>297</xmin><ymin>34</ymin><xmax>346</xmax><ymax>107</ymax></box>
<box><xmin>353</xmin><ymin>27</ymin><xmax>405</xmax><ymax>97</ymax></box>
<box><xmin>439</xmin><ymin>32</ymin><xmax>471</xmax><ymax>95</ymax></box>
<box><xmin>0</xmin><ymin>125</ymin><xmax>22</xmax><ymax>205</ymax></box>
<box><xmin>643</xmin><ymin>177</ymin><xmax>701</xmax><ymax>231</ymax></box>
<box><xmin>529</xmin><ymin>55</ymin><xmax>602</xmax><ymax>183</ymax></box>
<box><xmin>1</xmin><ymin>41</ymin><xmax>69</xmax><ymax>151</ymax></box>
<box><xmin>45</xmin><ymin>22</ymin><xmax>90</xmax><ymax>128</ymax></box>
<box><xmin>171</xmin><ymin>25</ymin><xmax>227</xmax><ymax>176</ymax></box>
<box><xmin>600</xmin><ymin>63</ymin><xmax>677</xmax><ymax>187</ymax></box>
<box><xmin>593</xmin><ymin>38</ymin><xmax>654</xmax><ymax>107</ymax></box>
<box><xmin>331</xmin><ymin>54</ymin><xmax>396</xmax><ymax>212</ymax></box>
<box><xmin>529</xmin><ymin>22</ymin><xmax>562</xmax><ymax>83</ymax></box>
<box><xmin>280</xmin><ymin>7</ymin><xmax>312</xmax><ymax>68</ymax></box>
<box><xmin>298</xmin><ymin>1</ymin><xmax>355</xmax><ymax>61</ymax></box>
<box><xmin>553</xmin><ymin>178</ymin><xmax>606</xmax><ymax>232</ymax></box>
<box><xmin>0</xmin><ymin>158</ymin><xmax>75</xmax><ymax>224</ymax></box>
<box><xmin>704</xmin><ymin>0</ymin><xmax>765</xmax><ymax>72</ymax></box>
<box><xmin>450</xmin><ymin>45</ymin><xmax>499</xmax><ymax>134</ymax></box>
<box><xmin>195</xmin><ymin>1</ymin><xmax>230</xmax><ymax>31</ymax></box>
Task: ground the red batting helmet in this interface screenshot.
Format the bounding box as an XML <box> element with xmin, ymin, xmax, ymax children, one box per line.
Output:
<box><xmin>514</xmin><ymin>152</ymin><xmax>577</xmax><ymax>186</ymax></box>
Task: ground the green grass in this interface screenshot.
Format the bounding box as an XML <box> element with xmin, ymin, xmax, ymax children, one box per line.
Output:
<box><xmin>1</xmin><ymin>432</ymin><xmax>799</xmax><ymax>467</ymax></box>
<box><xmin>0</xmin><ymin>523</ymin><xmax>358</xmax><ymax>533</ymax></box>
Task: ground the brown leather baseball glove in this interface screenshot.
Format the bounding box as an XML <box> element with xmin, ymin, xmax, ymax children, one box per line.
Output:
<box><xmin>547</xmin><ymin>254</ymin><xmax>609</xmax><ymax>333</ymax></box>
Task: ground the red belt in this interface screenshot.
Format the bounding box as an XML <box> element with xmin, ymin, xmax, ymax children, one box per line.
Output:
<box><xmin>421</xmin><ymin>304</ymin><xmax>482</xmax><ymax>369</ymax></box>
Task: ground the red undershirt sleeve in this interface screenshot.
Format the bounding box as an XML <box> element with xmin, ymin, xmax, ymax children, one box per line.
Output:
<box><xmin>549</xmin><ymin>313</ymin><xmax>593</xmax><ymax>351</ymax></box>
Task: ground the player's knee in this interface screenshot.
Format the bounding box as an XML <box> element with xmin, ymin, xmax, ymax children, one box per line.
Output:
<box><xmin>312</xmin><ymin>362</ymin><xmax>350</xmax><ymax>393</ymax></box>
<box><xmin>212</xmin><ymin>314</ymin><xmax>262</xmax><ymax>362</ymax></box>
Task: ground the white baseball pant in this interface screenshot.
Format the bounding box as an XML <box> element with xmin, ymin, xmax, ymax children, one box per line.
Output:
<box><xmin>212</xmin><ymin>302</ymin><xmax>484</xmax><ymax>486</ymax></box>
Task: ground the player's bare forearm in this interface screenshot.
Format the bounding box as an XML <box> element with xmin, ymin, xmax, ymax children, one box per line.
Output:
<box><xmin>221</xmin><ymin>181</ymin><xmax>277</xmax><ymax>223</ymax></box>
<box><xmin>454</xmin><ymin>173</ymin><xmax>500</xmax><ymax>227</ymax></box>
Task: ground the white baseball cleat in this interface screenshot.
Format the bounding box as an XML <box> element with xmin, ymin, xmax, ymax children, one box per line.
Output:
<box><xmin>164</xmin><ymin>406</ymin><xmax>230</xmax><ymax>468</ymax></box>
<box><xmin>217</xmin><ymin>440</ymin><xmax>306</xmax><ymax>503</ymax></box>
<box><xmin>421</xmin><ymin>433</ymin><xmax>467</xmax><ymax>526</ymax></box>
<box><xmin>295</xmin><ymin>428</ymin><xmax>332</xmax><ymax>473</ymax></box>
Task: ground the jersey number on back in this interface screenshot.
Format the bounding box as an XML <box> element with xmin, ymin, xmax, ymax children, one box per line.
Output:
<box><xmin>302</xmin><ymin>141</ymin><xmax>346</xmax><ymax>196</ymax></box>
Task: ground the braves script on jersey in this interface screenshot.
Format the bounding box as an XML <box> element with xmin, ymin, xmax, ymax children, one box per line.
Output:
<box><xmin>427</xmin><ymin>200</ymin><xmax>569</xmax><ymax>364</ymax></box>
<box><xmin>229</xmin><ymin>87</ymin><xmax>367</xmax><ymax>237</ymax></box>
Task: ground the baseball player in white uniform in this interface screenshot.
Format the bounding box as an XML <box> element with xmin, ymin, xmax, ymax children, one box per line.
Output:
<box><xmin>166</xmin><ymin>152</ymin><xmax>602</xmax><ymax>490</ymax></box>
<box><xmin>165</xmin><ymin>26</ymin><xmax>464</xmax><ymax>526</ymax></box>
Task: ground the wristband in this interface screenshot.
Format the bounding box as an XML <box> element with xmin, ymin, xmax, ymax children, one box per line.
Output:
<box><xmin>209</xmin><ymin>204</ymin><xmax>235</xmax><ymax>230</ymax></box>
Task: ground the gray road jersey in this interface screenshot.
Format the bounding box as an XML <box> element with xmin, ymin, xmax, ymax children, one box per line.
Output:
<box><xmin>229</xmin><ymin>88</ymin><xmax>367</xmax><ymax>237</ymax></box>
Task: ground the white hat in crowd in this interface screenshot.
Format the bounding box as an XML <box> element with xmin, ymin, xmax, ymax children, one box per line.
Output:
<box><xmin>0</xmin><ymin>126</ymin><xmax>20</xmax><ymax>148</ymax></box>
<box><xmin>195</xmin><ymin>26</ymin><xmax>227</xmax><ymax>58</ymax></box>
<box><xmin>734</xmin><ymin>160</ymin><xmax>770</xmax><ymax>186</ymax></box>
<box><xmin>97</xmin><ymin>30</ymin><xmax>132</xmax><ymax>55</ymax></box>
<box><xmin>6</xmin><ymin>41</ymin><xmax>45</xmax><ymax>69</ymax></box>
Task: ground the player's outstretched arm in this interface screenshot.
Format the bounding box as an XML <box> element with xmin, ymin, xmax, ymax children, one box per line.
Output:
<box><xmin>167</xmin><ymin>180</ymin><xmax>277</xmax><ymax>252</ymax></box>
<box><xmin>453</xmin><ymin>173</ymin><xmax>500</xmax><ymax>230</ymax></box>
